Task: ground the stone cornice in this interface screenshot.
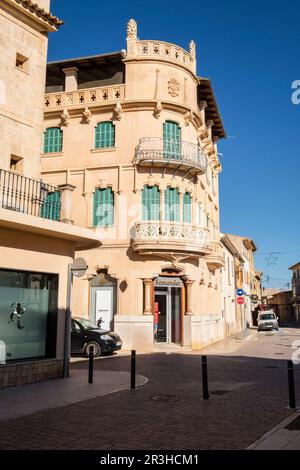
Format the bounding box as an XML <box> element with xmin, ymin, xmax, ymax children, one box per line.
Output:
<box><xmin>3</xmin><ymin>0</ymin><xmax>63</xmax><ymax>32</ymax></box>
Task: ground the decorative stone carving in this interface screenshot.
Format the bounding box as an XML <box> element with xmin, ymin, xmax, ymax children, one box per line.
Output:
<box><xmin>82</xmin><ymin>106</ymin><xmax>92</xmax><ymax>124</ymax></box>
<box><xmin>153</xmin><ymin>101</ymin><xmax>162</xmax><ymax>119</ymax></box>
<box><xmin>189</xmin><ymin>40</ymin><xmax>196</xmax><ymax>58</ymax></box>
<box><xmin>60</xmin><ymin>108</ymin><xmax>70</xmax><ymax>127</ymax></box>
<box><xmin>199</xmin><ymin>100</ymin><xmax>208</xmax><ymax>111</ymax></box>
<box><xmin>206</xmin><ymin>120</ymin><xmax>214</xmax><ymax>129</ymax></box>
<box><xmin>114</xmin><ymin>101</ymin><xmax>123</xmax><ymax>120</ymax></box>
<box><xmin>127</xmin><ymin>18</ymin><xmax>137</xmax><ymax>39</ymax></box>
<box><xmin>168</xmin><ymin>78</ymin><xmax>180</xmax><ymax>98</ymax></box>
<box><xmin>184</xmin><ymin>111</ymin><xmax>193</xmax><ymax>126</ymax></box>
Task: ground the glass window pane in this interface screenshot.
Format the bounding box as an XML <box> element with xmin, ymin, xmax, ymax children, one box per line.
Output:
<box><xmin>0</xmin><ymin>270</ymin><xmax>58</xmax><ymax>361</ymax></box>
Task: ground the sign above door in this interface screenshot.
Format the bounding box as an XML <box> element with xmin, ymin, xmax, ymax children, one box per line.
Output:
<box><xmin>154</xmin><ymin>277</ymin><xmax>183</xmax><ymax>288</ymax></box>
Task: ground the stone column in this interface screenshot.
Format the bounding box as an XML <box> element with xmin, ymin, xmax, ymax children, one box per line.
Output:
<box><xmin>58</xmin><ymin>183</ymin><xmax>76</xmax><ymax>224</ymax></box>
<box><xmin>183</xmin><ymin>277</ymin><xmax>194</xmax><ymax>315</ymax></box>
<box><xmin>63</xmin><ymin>67</ymin><xmax>78</xmax><ymax>92</ymax></box>
<box><xmin>143</xmin><ymin>278</ymin><xmax>153</xmax><ymax>315</ymax></box>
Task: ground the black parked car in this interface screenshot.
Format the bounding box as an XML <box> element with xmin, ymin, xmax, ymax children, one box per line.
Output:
<box><xmin>71</xmin><ymin>317</ymin><xmax>122</xmax><ymax>357</ymax></box>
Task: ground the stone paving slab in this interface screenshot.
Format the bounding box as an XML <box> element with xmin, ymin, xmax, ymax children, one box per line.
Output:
<box><xmin>0</xmin><ymin>369</ymin><xmax>147</xmax><ymax>421</ymax></box>
<box><xmin>248</xmin><ymin>411</ymin><xmax>300</xmax><ymax>450</ymax></box>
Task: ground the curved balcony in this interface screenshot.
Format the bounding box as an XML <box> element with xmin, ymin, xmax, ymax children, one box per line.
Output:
<box><xmin>135</xmin><ymin>138</ymin><xmax>208</xmax><ymax>176</ymax></box>
<box><xmin>132</xmin><ymin>221</ymin><xmax>211</xmax><ymax>257</ymax></box>
<box><xmin>206</xmin><ymin>241</ymin><xmax>225</xmax><ymax>271</ymax></box>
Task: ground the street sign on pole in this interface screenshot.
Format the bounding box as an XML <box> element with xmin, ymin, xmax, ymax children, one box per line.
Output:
<box><xmin>70</xmin><ymin>257</ymin><xmax>88</xmax><ymax>278</ymax></box>
<box><xmin>236</xmin><ymin>289</ymin><xmax>244</xmax><ymax>297</ymax></box>
<box><xmin>237</xmin><ymin>297</ymin><xmax>245</xmax><ymax>305</ymax></box>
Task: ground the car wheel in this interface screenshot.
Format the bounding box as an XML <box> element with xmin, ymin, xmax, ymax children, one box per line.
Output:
<box><xmin>84</xmin><ymin>341</ymin><xmax>101</xmax><ymax>358</ymax></box>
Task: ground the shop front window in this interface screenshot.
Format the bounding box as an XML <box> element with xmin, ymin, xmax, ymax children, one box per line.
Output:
<box><xmin>0</xmin><ymin>270</ymin><xmax>58</xmax><ymax>362</ymax></box>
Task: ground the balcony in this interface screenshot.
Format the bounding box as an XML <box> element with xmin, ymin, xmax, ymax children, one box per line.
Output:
<box><xmin>135</xmin><ymin>138</ymin><xmax>208</xmax><ymax>176</ymax></box>
<box><xmin>132</xmin><ymin>221</ymin><xmax>211</xmax><ymax>257</ymax></box>
<box><xmin>206</xmin><ymin>241</ymin><xmax>225</xmax><ymax>271</ymax></box>
<box><xmin>44</xmin><ymin>84</ymin><xmax>125</xmax><ymax>111</ymax></box>
<box><xmin>0</xmin><ymin>169</ymin><xmax>61</xmax><ymax>221</ymax></box>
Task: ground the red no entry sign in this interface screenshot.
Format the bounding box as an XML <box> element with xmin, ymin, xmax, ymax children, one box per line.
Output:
<box><xmin>237</xmin><ymin>297</ymin><xmax>245</xmax><ymax>305</ymax></box>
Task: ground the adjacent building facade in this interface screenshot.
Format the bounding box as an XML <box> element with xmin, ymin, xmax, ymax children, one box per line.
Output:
<box><xmin>42</xmin><ymin>19</ymin><xmax>227</xmax><ymax>350</ymax></box>
<box><xmin>0</xmin><ymin>0</ymin><xmax>100</xmax><ymax>389</ymax></box>
<box><xmin>290</xmin><ymin>262</ymin><xmax>300</xmax><ymax>321</ymax></box>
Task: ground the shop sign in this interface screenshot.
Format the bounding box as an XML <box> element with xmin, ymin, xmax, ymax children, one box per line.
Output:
<box><xmin>155</xmin><ymin>277</ymin><xmax>183</xmax><ymax>288</ymax></box>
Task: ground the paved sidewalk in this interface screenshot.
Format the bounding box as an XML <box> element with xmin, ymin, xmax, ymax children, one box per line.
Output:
<box><xmin>0</xmin><ymin>369</ymin><xmax>147</xmax><ymax>421</ymax></box>
<box><xmin>248</xmin><ymin>411</ymin><xmax>300</xmax><ymax>450</ymax></box>
<box><xmin>0</xmin><ymin>327</ymin><xmax>299</xmax><ymax>450</ymax></box>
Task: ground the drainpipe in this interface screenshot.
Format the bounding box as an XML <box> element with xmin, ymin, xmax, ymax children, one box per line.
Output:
<box><xmin>63</xmin><ymin>264</ymin><xmax>73</xmax><ymax>378</ymax></box>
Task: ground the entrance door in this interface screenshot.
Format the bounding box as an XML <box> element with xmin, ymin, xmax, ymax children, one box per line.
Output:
<box><xmin>154</xmin><ymin>287</ymin><xmax>181</xmax><ymax>344</ymax></box>
<box><xmin>94</xmin><ymin>287</ymin><xmax>114</xmax><ymax>331</ymax></box>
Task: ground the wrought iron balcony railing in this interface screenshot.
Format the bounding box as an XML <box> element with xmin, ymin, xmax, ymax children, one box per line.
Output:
<box><xmin>0</xmin><ymin>169</ymin><xmax>61</xmax><ymax>221</ymax></box>
<box><xmin>135</xmin><ymin>137</ymin><xmax>208</xmax><ymax>175</ymax></box>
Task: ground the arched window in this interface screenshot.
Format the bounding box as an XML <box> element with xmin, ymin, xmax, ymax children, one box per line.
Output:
<box><xmin>93</xmin><ymin>187</ymin><xmax>114</xmax><ymax>227</ymax></box>
<box><xmin>163</xmin><ymin>121</ymin><xmax>181</xmax><ymax>160</ymax></box>
<box><xmin>44</xmin><ymin>127</ymin><xmax>63</xmax><ymax>153</ymax></box>
<box><xmin>183</xmin><ymin>192</ymin><xmax>192</xmax><ymax>223</ymax></box>
<box><xmin>142</xmin><ymin>185</ymin><xmax>160</xmax><ymax>221</ymax></box>
<box><xmin>95</xmin><ymin>122</ymin><xmax>115</xmax><ymax>149</ymax></box>
<box><xmin>165</xmin><ymin>187</ymin><xmax>180</xmax><ymax>222</ymax></box>
<box><xmin>40</xmin><ymin>190</ymin><xmax>61</xmax><ymax>221</ymax></box>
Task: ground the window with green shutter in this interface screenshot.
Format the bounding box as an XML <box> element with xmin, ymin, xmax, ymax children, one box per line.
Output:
<box><xmin>165</xmin><ymin>187</ymin><xmax>180</xmax><ymax>222</ymax></box>
<box><xmin>44</xmin><ymin>128</ymin><xmax>63</xmax><ymax>153</ymax></box>
<box><xmin>142</xmin><ymin>185</ymin><xmax>160</xmax><ymax>221</ymax></box>
<box><xmin>183</xmin><ymin>192</ymin><xmax>192</xmax><ymax>223</ymax></box>
<box><xmin>163</xmin><ymin>121</ymin><xmax>181</xmax><ymax>160</ymax></box>
<box><xmin>95</xmin><ymin>122</ymin><xmax>115</xmax><ymax>149</ymax></box>
<box><xmin>93</xmin><ymin>188</ymin><xmax>114</xmax><ymax>227</ymax></box>
<box><xmin>40</xmin><ymin>191</ymin><xmax>61</xmax><ymax>221</ymax></box>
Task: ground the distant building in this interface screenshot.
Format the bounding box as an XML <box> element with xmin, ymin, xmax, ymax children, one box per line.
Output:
<box><xmin>225</xmin><ymin>235</ymin><xmax>261</xmax><ymax>328</ymax></box>
<box><xmin>221</xmin><ymin>234</ymin><xmax>243</xmax><ymax>335</ymax></box>
<box><xmin>289</xmin><ymin>262</ymin><xmax>300</xmax><ymax>321</ymax></box>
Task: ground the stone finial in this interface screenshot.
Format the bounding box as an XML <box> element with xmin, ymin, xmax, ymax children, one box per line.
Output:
<box><xmin>127</xmin><ymin>18</ymin><xmax>137</xmax><ymax>39</ymax></box>
<box><xmin>189</xmin><ymin>40</ymin><xmax>196</xmax><ymax>58</ymax></box>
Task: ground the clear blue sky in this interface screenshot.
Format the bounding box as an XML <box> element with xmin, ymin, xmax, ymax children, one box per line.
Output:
<box><xmin>49</xmin><ymin>0</ymin><xmax>300</xmax><ymax>289</ymax></box>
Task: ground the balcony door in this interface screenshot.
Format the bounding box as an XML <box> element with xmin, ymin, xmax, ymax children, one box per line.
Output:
<box><xmin>163</xmin><ymin>121</ymin><xmax>181</xmax><ymax>160</ymax></box>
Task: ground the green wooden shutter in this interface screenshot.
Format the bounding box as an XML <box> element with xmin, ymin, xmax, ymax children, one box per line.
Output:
<box><xmin>44</xmin><ymin>128</ymin><xmax>62</xmax><ymax>153</ymax></box>
<box><xmin>95</xmin><ymin>122</ymin><xmax>115</xmax><ymax>149</ymax></box>
<box><xmin>163</xmin><ymin>121</ymin><xmax>181</xmax><ymax>160</ymax></box>
<box><xmin>165</xmin><ymin>188</ymin><xmax>180</xmax><ymax>222</ymax></box>
<box><xmin>183</xmin><ymin>192</ymin><xmax>192</xmax><ymax>223</ymax></box>
<box><xmin>40</xmin><ymin>191</ymin><xmax>61</xmax><ymax>221</ymax></box>
<box><xmin>93</xmin><ymin>188</ymin><xmax>114</xmax><ymax>226</ymax></box>
<box><xmin>142</xmin><ymin>186</ymin><xmax>160</xmax><ymax>221</ymax></box>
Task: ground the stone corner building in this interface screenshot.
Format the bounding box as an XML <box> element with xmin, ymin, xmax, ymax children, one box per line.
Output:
<box><xmin>0</xmin><ymin>0</ymin><xmax>99</xmax><ymax>389</ymax></box>
<box><xmin>42</xmin><ymin>19</ymin><xmax>226</xmax><ymax>350</ymax></box>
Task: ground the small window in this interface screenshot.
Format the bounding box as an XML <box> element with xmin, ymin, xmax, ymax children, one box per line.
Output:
<box><xmin>142</xmin><ymin>185</ymin><xmax>160</xmax><ymax>221</ymax></box>
<box><xmin>40</xmin><ymin>191</ymin><xmax>61</xmax><ymax>221</ymax></box>
<box><xmin>16</xmin><ymin>53</ymin><xmax>29</xmax><ymax>73</ymax></box>
<box><xmin>183</xmin><ymin>192</ymin><xmax>192</xmax><ymax>223</ymax></box>
<box><xmin>165</xmin><ymin>187</ymin><xmax>180</xmax><ymax>222</ymax></box>
<box><xmin>93</xmin><ymin>187</ymin><xmax>114</xmax><ymax>227</ymax></box>
<box><xmin>10</xmin><ymin>155</ymin><xmax>23</xmax><ymax>173</ymax></box>
<box><xmin>95</xmin><ymin>122</ymin><xmax>115</xmax><ymax>149</ymax></box>
<box><xmin>44</xmin><ymin>127</ymin><xmax>63</xmax><ymax>153</ymax></box>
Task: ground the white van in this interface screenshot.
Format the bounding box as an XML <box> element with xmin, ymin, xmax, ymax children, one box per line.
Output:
<box><xmin>257</xmin><ymin>311</ymin><xmax>279</xmax><ymax>332</ymax></box>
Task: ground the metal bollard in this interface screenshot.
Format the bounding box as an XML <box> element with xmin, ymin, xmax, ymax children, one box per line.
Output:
<box><xmin>202</xmin><ymin>355</ymin><xmax>209</xmax><ymax>400</ymax></box>
<box><xmin>287</xmin><ymin>360</ymin><xmax>296</xmax><ymax>409</ymax></box>
<box><xmin>88</xmin><ymin>345</ymin><xmax>94</xmax><ymax>384</ymax></box>
<box><xmin>131</xmin><ymin>350</ymin><xmax>136</xmax><ymax>390</ymax></box>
